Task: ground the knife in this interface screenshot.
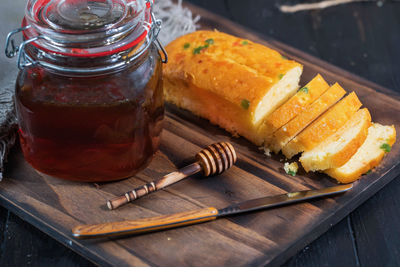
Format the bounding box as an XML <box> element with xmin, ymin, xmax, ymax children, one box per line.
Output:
<box><xmin>72</xmin><ymin>184</ymin><xmax>352</xmax><ymax>239</ymax></box>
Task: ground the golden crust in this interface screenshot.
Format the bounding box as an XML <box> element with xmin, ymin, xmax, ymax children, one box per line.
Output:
<box><xmin>300</xmin><ymin>108</ymin><xmax>371</xmax><ymax>172</ymax></box>
<box><xmin>270</xmin><ymin>83</ymin><xmax>346</xmax><ymax>153</ymax></box>
<box><xmin>282</xmin><ymin>91</ymin><xmax>362</xmax><ymax>158</ymax></box>
<box><xmin>325</xmin><ymin>124</ymin><xmax>396</xmax><ymax>183</ymax></box>
<box><xmin>164</xmin><ymin>30</ymin><xmax>302</xmax><ymax>117</ymax></box>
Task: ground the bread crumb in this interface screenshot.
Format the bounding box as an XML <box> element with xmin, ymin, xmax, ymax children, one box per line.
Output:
<box><xmin>284</xmin><ymin>162</ymin><xmax>298</xmax><ymax>176</ymax></box>
<box><xmin>263</xmin><ymin>147</ymin><xmax>271</xmax><ymax>157</ymax></box>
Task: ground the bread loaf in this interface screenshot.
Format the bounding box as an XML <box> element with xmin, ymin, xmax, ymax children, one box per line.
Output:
<box><xmin>164</xmin><ymin>30</ymin><xmax>302</xmax><ymax>145</ymax></box>
<box><xmin>164</xmin><ymin>31</ymin><xmax>396</xmax><ymax>184</ymax></box>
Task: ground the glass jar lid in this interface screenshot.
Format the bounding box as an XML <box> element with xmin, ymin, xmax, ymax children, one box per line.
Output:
<box><xmin>5</xmin><ymin>0</ymin><xmax>167</xmax><ymax>72</ymax></box>
<box><xmin>22</xmin><ymin>0</ymin><xmax>152</xmax><ymax>57</ymax></box>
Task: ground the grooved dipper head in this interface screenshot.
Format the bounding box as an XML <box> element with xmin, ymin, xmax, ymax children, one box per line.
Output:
<box><xmin>195</xmin><ymin>142</ymin><xmax>237</xmax><ymax>176</ymax></box>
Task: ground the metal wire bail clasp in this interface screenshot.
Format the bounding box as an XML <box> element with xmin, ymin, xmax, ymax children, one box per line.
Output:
<box><xmin>17</xmin><ymin>36</ymin><xmax>45</xmax><ymax>70</ymax></box>
<box><xmin>5</xmin><ymin>25</ymin><xmax>31</xmax><ymax>58</ymax></box>
<box><xmin>5</xmin><ymin>25</ymin><xmax>43</xmax><ymax>70</ymax></box>
<box><xmin>148</xmin><ymin>0</ymin><xmax>168</xmax><ymax>64</ymax></box>
<box><xmin>154</xmin><ymin>18</ymin><xmax>168</xmax><ymax>64</ymax></box>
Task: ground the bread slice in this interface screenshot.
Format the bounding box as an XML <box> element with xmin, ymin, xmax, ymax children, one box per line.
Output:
<box><xmin>325</xmin><ymin>123</ymin><xmax>396</xmax><ymax>183</ymax></box>
<box><xmin>164</xmin><ymin>30</ymin><xmax>302</xmax><ymax>145</ymax></box>
<box><xmin>262</xmin><ymin>74</ymin><xmax>330</xmax><ymax>145</ymax></box>
<box><xmin>269</xmin><ymin>83</ymin><xmax>346</xmax><ymax>153</ymax></box>
<box><xmin>300</xmin><ymin>108</ymin><xmax>371</xmax><ymax>172</ymax></box>
<box><xmin>282</xmin><ymin>92</ymin><xmax>362</xmax><ymax>158</ymax></box>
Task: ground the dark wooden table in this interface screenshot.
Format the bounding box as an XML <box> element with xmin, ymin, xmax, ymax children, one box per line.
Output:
<box><xmin>1</xmin><ymin>1</ymin><xmax>400</xmax><ymax>266</ymax></box>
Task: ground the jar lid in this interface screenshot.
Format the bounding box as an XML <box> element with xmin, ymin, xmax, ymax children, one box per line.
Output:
<box><xmin>22</xmin><ymin>0</ymin><xmax>153</xmax><ymax>57</ymax></box>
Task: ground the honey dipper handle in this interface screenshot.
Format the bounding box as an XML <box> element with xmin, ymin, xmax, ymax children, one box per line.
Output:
<box><xmin>72</xmin><ymin>207</ymin><xmax>218</xmax><ymax>239</ymax></box>
<box><xmin>107</xmin><ymin>162</ymin><xmax>202</xmax><ymax>210</ymax></box>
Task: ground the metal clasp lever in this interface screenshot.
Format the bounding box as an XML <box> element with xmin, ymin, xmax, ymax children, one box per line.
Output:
<box><xmin>17</xmin><ymin>36</ymin><xmax>44</xmax><ymax>70</ymax></box>
<box><xmin>5</xmin><ymin>25</ymin><xmax>44</xmax><ymax>70</ymax></box>
<box><xmin>149</xmin><ymin>2</ymin><xmax>168</xmax><ymax>64</ymax></box>
<box><xmin>5</xmin><ymin>25</ymin><xmax>31</xmax><ymax>58</ymax></box>
<box><xmin>154</xmin><ymin>20</ymin><xmax>168</xmax><ymax>64</ymax></box>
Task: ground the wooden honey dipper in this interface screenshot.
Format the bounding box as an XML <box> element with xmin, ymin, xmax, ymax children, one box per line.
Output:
<box><xmin>107</xmin><ymin>142</ymin><xmax>237</xmax><ymax>210</ymax></box>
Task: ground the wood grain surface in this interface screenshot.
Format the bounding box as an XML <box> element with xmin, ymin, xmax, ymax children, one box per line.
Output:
<box><xmin>1</xmin><ymin>2</ymin><xmax>400</xmax><ymax>267</ymax></box>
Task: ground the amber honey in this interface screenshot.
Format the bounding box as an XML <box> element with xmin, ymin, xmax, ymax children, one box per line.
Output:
<box><xmin>15</xmin><ymin>53</ymin><xmax>164</xmax><ymax>182</ymax></box>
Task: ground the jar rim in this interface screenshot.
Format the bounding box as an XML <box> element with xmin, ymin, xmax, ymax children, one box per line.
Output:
<box><xmin>5</xmin><ymin>0</ymin><xmax>167</xmax><ymax>71</ymax></box>
<box><xmin>22</xmin><ymin>0</ymin><xmax>152</xmax><ymax>58</ymax></box>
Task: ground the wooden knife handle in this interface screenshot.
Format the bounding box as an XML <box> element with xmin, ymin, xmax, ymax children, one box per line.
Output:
<box><xmin>72</xmin><ymin>207</ymin><xmax>218</xmax><ymax>239</ymax></box>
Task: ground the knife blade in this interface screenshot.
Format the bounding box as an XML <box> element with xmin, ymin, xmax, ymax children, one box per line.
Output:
<box><xmin>72</xmin><ymin>184</ymin><xmax>352</xmax><ymax>239</ymax></box>
<box><xmin>218</xmin><ymin>183</ymin><xmax>353</xmax><ymax>216</ymax></box>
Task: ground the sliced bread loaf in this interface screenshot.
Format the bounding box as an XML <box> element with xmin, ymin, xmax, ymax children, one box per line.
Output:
<box><xmin>269</xmin><ymin>83</ymin><xmax>346</xmax><ymax>153</ymax></box>
<box><xmin>164</xmin><ymin>30</ymin><xmax>303</xmax><ymax>145</ymax></box>
<box><xmin>325</xmin><ymin>123</ymin><xmax>396</xmax><ymax>183</ymax></box>
<box><xmin>282</xmin><ymin>92</ymin><xmax>362</xmax><ymax>158</ymax></box>
<box><xmin>300</xmin><ymin>108</ymin><xmax>371</xmax><ymax>172</ymax></box>
<box><xmin>262</xmin><ymin>74</ymin><xmax>330</xmax><ymax>146</ymax></box>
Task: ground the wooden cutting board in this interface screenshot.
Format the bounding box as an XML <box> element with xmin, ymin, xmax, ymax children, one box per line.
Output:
<box><xmin>1</xmin><ymin>3</ymin><xmax>400</xmax><ymax>267</ymax></box>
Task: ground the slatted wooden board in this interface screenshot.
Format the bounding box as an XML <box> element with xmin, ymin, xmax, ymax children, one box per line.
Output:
<box><xmin>1</xmin><ymin>3</ymin><xmax>400</xmax><ymax>267</ymax></box>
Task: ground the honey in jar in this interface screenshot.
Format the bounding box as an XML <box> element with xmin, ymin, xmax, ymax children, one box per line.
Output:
<box><xmin>6</xmin><ymin>0</ymin><xmax>166</xmax><ymax>181</ymax></box>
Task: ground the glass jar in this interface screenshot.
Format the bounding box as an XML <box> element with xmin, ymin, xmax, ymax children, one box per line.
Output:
<box><xmin>5</xmin><ymin>0</ymin><xmax>167</xmax><ymax>182</ymax></box>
